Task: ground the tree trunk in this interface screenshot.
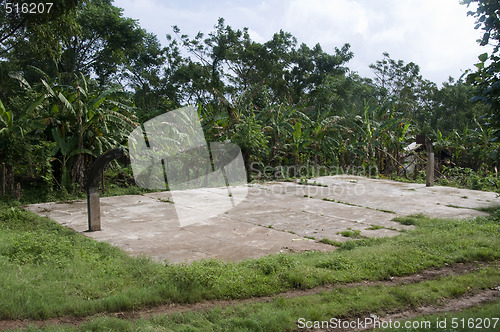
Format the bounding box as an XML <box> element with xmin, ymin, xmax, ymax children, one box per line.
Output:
<box><xmin>242</xmin><ymin>148</ymin><xmax>251</xmax><ymax>182</ymax></box>
<box><xmin>71</xmin><ymin>80</ymin><xmax>85</xmax><ymax>190</ymax></box>
<box><xmin>1</xmin><ymin>163</ymin><xmax>5</xmax><ymax>196</ymax></box>
<box><xmin>72</xmin><ymin>154</ymin><xmax>85</xmax><ymax>189</ymax></box>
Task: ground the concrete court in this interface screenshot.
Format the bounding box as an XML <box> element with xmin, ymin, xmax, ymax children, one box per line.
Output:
<box><xmin>25</xmin><ymin>175</ymin><xmax>499</xmax><ymax>263</ymax></box>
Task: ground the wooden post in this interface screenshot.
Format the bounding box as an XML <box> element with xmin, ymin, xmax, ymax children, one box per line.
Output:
<box><xmin>86</xmin><ymin>149</ymin><xmax>124</xmax><ymax>231</ymax></box>
<box><xmin>416</xmin><ymin>135</ymin><xmax>434</xmax><ymax>187</ymax></box>
<box><xmin>15</xmin><ymin>183</ymin><xmax>21</xmax><ymax>199</ymax></box>
<box><xmin>101</xmin><ymin>168</ymin><xmax>105</xmax><ymax>194</ymax></box>
<box><xmin>1</xmin><ymin>163</ymin><xmax>5</xmax><ymax>196</ymax></box>
<box><xmin>87</xmin><ymin>191</ymin><xmax>101</xmax><ymax>231</ymax></box>
<box><xmin>8</xmin><ymin>165</ymin><xmax>14</xmax><ymax>195</ymax></box>
<box><xmin>426</xmin><ymin>150</ymin><xmax>434</xmax><ymax>187</ymax></box>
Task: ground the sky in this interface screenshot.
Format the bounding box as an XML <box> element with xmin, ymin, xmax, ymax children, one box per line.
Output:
<box><xmin>113</xmin><ymin>0</ymin><xmax>489</xmax><ymax>85</ymax></box>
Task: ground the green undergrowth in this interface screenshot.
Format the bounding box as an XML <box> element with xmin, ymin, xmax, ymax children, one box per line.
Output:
<box><xmin>0</xmin><ymin>205</ymin><xmax>498</xmax><ymax>320</ymax></box>
<box><xmin>12</xmin><ymin>166</ymin><xmax>499</xmax><ymax>206</ymax></box>
<box><xmin>7</xmin><ymin>184</ymin><xmax>156</xmax><ymax>206</ymax></box>
<box><xmin>4</xmin><ymin>165</ymin><xmax>157</xmax><ymax>206</ymax></box>
<box><xmin>389</xmin><ymin>167</ymin><xmax>500</xmax><ymax>193</ymax></box>
<box><xmin>18</xmin><ymin>267</ymin><xmax>500</xmax><ymax>331</ymax></box>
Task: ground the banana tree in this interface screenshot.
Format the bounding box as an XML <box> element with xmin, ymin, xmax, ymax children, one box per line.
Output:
<box><xmin>259</xmin><ymin>103</ymin><xmax>305</xmax><ymax>166</ymax></box>
<box><xmin>41</xmin><ymin>73</ymin><xmax>138</xmax><ymax>189</ymax></box>
<box><xmin>307</xmin><ymin>109</ymin><xmax>351</xmax><ymax>166</ymax></box>
<box><xmin>284</xmin><ymin>119</ymin><xmax>312</xmax><ymax>166</ymax></box>
<box><xmin>50</xmin><ymin>127</ymin><xmax>93</xmax><ymax>189</ymax></box>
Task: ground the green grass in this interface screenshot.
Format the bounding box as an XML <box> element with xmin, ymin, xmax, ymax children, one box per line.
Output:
<box><xmin>321</xmin><ymin>197</ymin><xmax>397</xmax><ymax>214</ymax></box>
<box><xmin>0</xmin><ymin>205</ymin><xmax>498</xmax><ymax>321</ymax></box>
<box><xmin>319</xmin><ymin>238</ymin><xmax>342</xmax><ymax>246</ymax></box>
<box><xmin>446</xmin><ymin>203</ymin><xmax>467</xmax><ymax>209</ymax></box>
<box><xmin>475</xmin><ymin>204</ymin><xmax>500</xmax><ymax>214</ymax></box>
<box><xmin>379</xmin><ymin>299</ymin><xmax>500</xmax><ymax>331</ymax></box>
<box><xmin>23</xmin><ymin>267</ymin><xmax>500</xmax><ymax>331</ymax></box>
<box><xmin>337</xmin><ymin>229</ymin><xmax>365</xmax><ymax>238</ymax></box>
<box><xmin>336</xmin><ymin>200</ymin><xmax>359</xmax><ymax>207</ymax></box>
<box><xmin>366</xmin><ymin>225</ymin><xmax>385</xmax><ymax>230</ymax></box>
<box><xmin>157</xmin><ymin>197</ymin><xmax>174</xmax><ymax>204</ymax></box>
<box><xmin>297</xmin><ymin>178</ymin><xmax>328</xmax><ymax>187</ymax></box>
<box><xmin>373</xmin><ymin>208</ymin><xmax>397</xmax><ymax>214</ymax></box>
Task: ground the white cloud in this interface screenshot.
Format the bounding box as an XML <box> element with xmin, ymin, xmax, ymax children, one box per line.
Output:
<box><xmin>247</xmin><ymin>28</ymin><xmax>266</xmax><ymax>43</ymax></box>
<box><xmin>113</xmin><ymin>0</ymin><xmax>491</xmax><ymax>85</ymax></box>
<box><xmin>283</xmin><ymin>0</ymin><xmax>369</xmax><ymax>43</ymax></box>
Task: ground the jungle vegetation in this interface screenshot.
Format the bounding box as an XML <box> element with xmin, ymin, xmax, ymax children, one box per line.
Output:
<box><xmin>0</xmin><ymin>0</ymin><xmax>498</xmax><ymax>196</ymax></box>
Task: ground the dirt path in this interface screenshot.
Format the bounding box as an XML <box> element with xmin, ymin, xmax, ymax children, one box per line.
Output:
<box><xmin>1</xmin><ymin>261</ymin><xmax>497</xmax><ymax>331</ymax></box>
<box><xmin>301</xmin><ymin>288</ymin><xmax>500</xmax><ymax>332</ymax></box>
<box><xmin>370</xmin><ymin>288</ymin><xmax>500</xmax><ymax>327</ymax></box>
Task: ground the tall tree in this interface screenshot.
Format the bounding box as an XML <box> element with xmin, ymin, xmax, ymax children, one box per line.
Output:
<box><xmin>171</xmin><ymin>18</ymin><xmax>353</xmax><ymax>107</ymax></box>
<box><xmin>369</xmin><ymin>52</ymin><xmax>437</xmax><ymax>128</ymax></box>
<box><xmin>0</xmin><ymin>0</ymin><xmax>80</xmax><ymax>60</ymax></box>
<box><xmin>0</xmin><ymin>0</ymin><xmax>80</xmax><ymax>103</ymax></box>
<box><xmin>429</xmin><ymin>77</ymin><xmax>488</xmax><ymax>135</ymax></box>
<box><xmin>57</xmin><ymin>0</ymin><xmax>151</xmax><ymax>85</ymax></box>
<box><xmin>288</xmin><ymin>42</ymin><xmax>353</xmax><ymax>104</ymax></box>
<box><xmin>464</xmin><ymin>0</ymin><xmax>500</xmax><ymax>141</ymax></box>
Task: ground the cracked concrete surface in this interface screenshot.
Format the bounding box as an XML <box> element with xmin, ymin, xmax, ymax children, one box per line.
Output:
<box><xmin>25</xmin><ymin>176</ymin><xmax>499</xmax><ymax>263</ymax></box>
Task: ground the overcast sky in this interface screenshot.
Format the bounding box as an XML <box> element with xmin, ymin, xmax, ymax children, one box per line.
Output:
<box><xmin>113</xmin><ymin>0</ymin><xmax>489</xmax><ymax>85</ymax></box>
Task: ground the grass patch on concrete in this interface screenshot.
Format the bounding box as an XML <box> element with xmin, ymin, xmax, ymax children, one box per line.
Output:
<box><xmin>372</xmin><ymin>207</ymin><xmax>397</xmax><ymax>214</ymax></box>
<box><xmin>446</xmin><ymin>203</ymin><xmax>468</xmax><ymax>209</ymax></box>
<box><xmin>319</xmin><ymin>238</ymin><xmax>342</xmax><ymax>246</ymax></box>
<box><xmin>0</xmin><ymin>203</ymin><xmax>498</xmax><ymax>320</ymax></box>
<box><xmin>337</xmin><ymin>229</ymin><xmax>366</xmax><ymax>239</ymax></box>
<box><xmin>475</xmin><ymin>204</ymin><xmax>500</xmax><ymax>214</ymax></box>
<box><xmin>366</xmin><ymin>224</ymin><xmax>385</xmax><ymax>230</ymax></box>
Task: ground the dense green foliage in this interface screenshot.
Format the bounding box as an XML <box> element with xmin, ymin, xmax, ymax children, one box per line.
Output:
<box><xmin>0</xmin><ymin>2</ymin><xmax>498</xmax><ymax>328</ymax></box>
<box><xmin>0</xmin><ymin>0</ymin><xmax>498</xmax><ymax>194</ymax></box>
<box><xmin>464</xmin><ymin>0</ymin><xmax>500</xmax><ymax>142</ymax></box>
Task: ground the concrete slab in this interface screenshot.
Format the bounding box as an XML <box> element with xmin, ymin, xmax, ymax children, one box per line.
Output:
<box><xmin>309</xmin><ymin>176</ymin><xmax>498</xmax><ymax>219</ymax></box>
<box><xmin>25</xmin><ymin>176</ymin><xmax>499</xmax><ymax>263</ymax></box>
